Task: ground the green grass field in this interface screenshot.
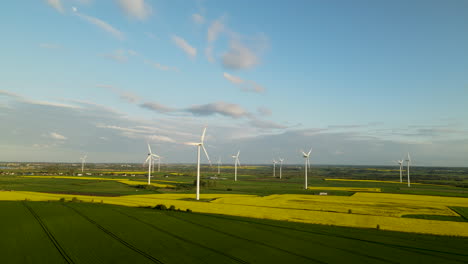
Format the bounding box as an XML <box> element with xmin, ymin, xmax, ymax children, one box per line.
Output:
<box><xmin>1</xmin><ymin>201</ymin><xmax>467</xmax><ymax>264</ymax></box>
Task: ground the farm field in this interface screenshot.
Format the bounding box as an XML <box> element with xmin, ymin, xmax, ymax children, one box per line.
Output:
<box><xmin>1</xmin><ymin>164</ymin><xmax>468</xmax><ymax>262</ymax></box>
<box><xmin>1</xmin><ymin>190</ymin><xmax>468</xmax><ymax>237</ymax></box>
<box><xmin>0</xmin><ymin>201</ymin><xmax>467</xmax><ymax>264</ymax></box>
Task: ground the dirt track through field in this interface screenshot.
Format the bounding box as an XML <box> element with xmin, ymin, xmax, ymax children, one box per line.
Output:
<box><xmin>22</xmin><ymin>202</ymin><xmax>75</xmax><ymax>264</ymax></box>
<box><xmin>112</xmin><ymin>208</ymin><xmax>250</xmax><ymax>264</ymax></box>
<box><xmin>62</xmin><ymin>203</ymin><xmax>164</xmax><ymax>264</ymax></box>
<box><xmin>197</xmin><ymin>213</ymin><xmax>468</xmax><ymax>263</ymax></box>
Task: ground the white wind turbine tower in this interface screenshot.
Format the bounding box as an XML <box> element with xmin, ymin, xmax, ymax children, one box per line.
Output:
<box><xmin>186</xmin><ymin>128</ymin><xmax>211</xmax><ymax>200</ymax></box>
<box><xmin>406</xmin><ymin>152</ymin><xmax>411</xmax><ymax>187</ymax></box>
<box><xmin>144</xmin><ymin>144</ymin><xmax>160</xmax><ymax>185</ymax></box>
<box><xmin>232</xmin><ymin>151</ymin><xmax>241</xmax><ymax>181</ymax></box>
<box><xmin>217</xmin><ymin>157</ymin><xmax>221</xmax><ymax>175</ymax></box>
<box><xmin>279</xmin><ymin>158</ymin><xmax>284</xmax><ymax>179</ymax></box>
<box><xmin>80</xmin><ymin>154</ymin><xmax>87</xmax><ymax>173</ymax></box>
<box><xmin>272</xmin><ymin>159</ymin><xmax>278</xmax><ymax>178</ymax></box>
<box><xmin>396</xmin><ymin>159</ymin><xmax>404</xmax><ymax>183</ymax></box>
<box><xmin>301</xmin><ymin>148</ymin><xmax>312</xmax><ymax>189</ymax></box>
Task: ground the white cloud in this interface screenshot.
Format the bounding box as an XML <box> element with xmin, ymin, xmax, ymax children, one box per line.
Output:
<box><xmin>50</xmin><ymin>132</ymin><xmax>67</xmax><ymax>140</ymax></box>
<box><xmin>192</xmin><ymin>13</ymin><xmax>204</xmax><ymax>24</ymax></box>
<box><xmin>117</xmin><ymin>0</ymin><xmax>152</xmax><ymax>20</ymax></box>
<box><xmin>222</xmin><ymin>41</ymin><xmax>259</xmax><ymax>70</ymax></box>
<box><xmin>223</xmin><ymin>72</ymin><xmax>244</xmax><ymax>84</ymax></box>
<box><xmin>140</xmin><ymin>102</ymin><xmax>175</xmax><ymax>113</ymax></box>
<box><xmin>75</xmin><ymin>12</ymin><xmax>124</xmax><ymax>40</ymax></box>
<box><xmin>208</xmin><ymin>19</ymin><xmax>225</xmax><ymax>43</ymax></box>
<box><xmin>187</xmin><ymin>101</ymin><xmax>251</xmax><ymax>118</ymax></box>
<box><xmin>223</xmin><ymin>73</ymin><xmax>265</xmax><ymax>93</ymax></box>
<box><xmin>46</xmin><ymin>0</ymin><xmax>65</xmax><ymax>13</ymax></box>
<box><xmin>172</xmin><ymin>35</ymin><xmax>197</xmax><ymax>58</ymax></box>
<box><xmin>147</xmin><ymin>135</ymin><xmax>175</xmax><ymax>143</ymax></box>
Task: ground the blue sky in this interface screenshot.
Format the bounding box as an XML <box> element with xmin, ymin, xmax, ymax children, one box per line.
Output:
<box><xmin>0</xmin><ymin>0</ymin><xmax>467</xmax><ymax>166</ymax></box>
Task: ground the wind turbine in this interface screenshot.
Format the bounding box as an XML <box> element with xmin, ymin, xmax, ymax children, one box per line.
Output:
<box><xmin>144</xmin><ymin>144</ymin><xmax>160</xmax><ymax>185</ymax></box>
<box><xmin>217</xmin><ymin>157</ymin><xmax>221</xmax><ymax>175</ymax></box>
<box><xmin>80</xmin><ymin>154</ymin><xmax>87</xmax><ymax>173</ymax></box>
<box><xmin>272</xmin><ymin>159</ymin><xmax>278</xmax><ymax>178</ymax></box>
<box><xmin>186</xmin><ymin>128</ymin><xmax>211</xmax><ymax>200</ymax></box>
<box><xmin>279</xmin><ymin>158</ymin><xmax>284</xmax><ymax>179</ymax></box>
<box><xmin>301</xmin><ymin>148</ymin><xmax>312</xmax><ymax>189</ymax></box>
<box><xmin>406</xmin><ymin>152</ymin><xmax>411</xmax><ymax>187</ymax></box>
<box><xmin>396</xmin><ymin>159</ymin><xmax>404</xmax><ymax>183</ymax></box>
<box><xmin>232</xmin><ymin>151</ymin><xmax>240</xmax><ymax>181</ymax></box>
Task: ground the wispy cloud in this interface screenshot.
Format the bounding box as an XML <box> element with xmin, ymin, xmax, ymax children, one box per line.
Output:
<box><xmin>222</xmin><ymin>41</ymin><xmax>259</xmax><ymax>70</ymax></box>
<box><xmin>223</xmin><ymin>72</ymin><xmax>243</xmax><ymax>84</ymax></box>
<box><xmin>186</xmin><ymin>101</ymin><xmax>251</xmax><ymax>118</ymax></box>
<box><xmin>140</xmin><ymin>102</ymin><xmax>176</xmax><ymax>113</ymax></box>
<box><xmin>50</xmin><ymin>132</ymin><xmax>67</xmax><ymax>140</ymax></box>
<box><xmin>46</xmin><ymin>0</ymin><xmax>65</xmax><ymax>13</ymax></box>
<box><xmin>172</xmin><ymin>35</ymin><xmax>197</xmax><ymax>58</ymax></box>
<box><xmin>117</xmin><ymin>0</ymin><xmax>152</xmax><ymax>20</ymax></box>
<box><xmin>147</xmin><ymin>135</ymin><xmax>175</xmax><ymax>143</ymax></box>
<box><xmin>223</xmin><ymin>73</ymin><xmax>265</xmax><ymax>93</ymax></box>
<box><xmin>73</xmin><ymin>8</ymin><xmax>124</xmax><ymax>40</ymax></box>
<box><xmin>207</xmin><ymin>19</ymin><xmax>225</xmax><ymax>43</ymax></box>
<box><xmin>192</xmin><ymin>13</ymin><xmax>205</xmax><ymax>25</ymax></box>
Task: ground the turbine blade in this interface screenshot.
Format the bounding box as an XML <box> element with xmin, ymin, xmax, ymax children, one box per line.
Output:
<box><xmin>301</xmin><ymin>151</ymin><xmax>307</xmax><ymax>156</ymax></box>
<box><xmin>237</xmin><ymin>150</ymin><xmax>240</xmax><ymax>157</ymax></box>
<box><xmin>185</xmin><ymin>142</ymin><xmax>200</xmax><ymax>146</ymax></box>
<box><xmin>144</xmin><ymin>155</ymin><xmax>151</xmax><ymax>164</ymax></box>
<box><xmin>307</xmin><ymin>148</ymin><xmax>312</xmax><ymax>155</ymax></box>
<box><xmin>147</xmin><ymin>144</ymin><xmax>152</xmax><ymax>154</ymax></box>
<box><xmin>201</xmin><ymin>127</ymin><xmax>207</xmax><ymax>143</ymax></box>
<box><xmin>202</xmin><ymin>144</ymin><xmax>211</xmax><ymax>165</ymax></box>
<box><xmin>237</xmin><ymin>158</ymin><xmax>241</xmax><ymax>167</ymax></box>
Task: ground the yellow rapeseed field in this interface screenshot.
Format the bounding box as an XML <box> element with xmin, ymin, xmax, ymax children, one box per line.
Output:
<box><xmin>1</xmin><ymin>190</ymin><xmax>467</xmax><ymax>237</ymax></box>
<box><xmin>307</xmin><ymin>187</ymin><xmax>381</xmax><ymax>192</ymax></box>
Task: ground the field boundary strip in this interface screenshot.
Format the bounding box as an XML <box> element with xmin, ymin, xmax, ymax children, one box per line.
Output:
<box><xmin>61</xmin><ymin>203</ymin><xmax>164</xmax><ymax>264</ymax></box>
<box><xmin>112</xmin><ymin>208</ymin><xmax>251</xmax><ymax>264</ymax></box>
<box><xmin>22</xmin><ymin>202</ymin><xmax>75</xmax><ymax>264</ymax></box>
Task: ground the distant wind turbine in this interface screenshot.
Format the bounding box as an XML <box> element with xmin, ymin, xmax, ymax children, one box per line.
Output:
<box><xmin>144</xmin><ymin>144</ymin><xmax>160</xmax><ymax>185</ymax></box>
<box><xmin>80</xmin><ymin>154</ymin><xmax>87</xmax><ymax>173</ymax></box>
<box><xmin>301</xmin><ymin>148</ymin><xmax>312</xmax><ymax>189</ymax></box>
<box><xmin>396</xmin><ymin>159</ymin><xmax>404</xmax><ymax>183</ymax></box>
<box><xmin>406</xmin><ymin>152</ymin><xmax>411</xmax><ymax>187</ymax></box>
<box><xmin>279</xmin><ymin>158</ymin><xmax>284</xmax><ymax>179</ymax></box>
<box><xmin>272</xmin><ymin>159</ymin><xmax>278</xmax><ymax>178</ymax></box>
<box><xmin>217</xmin><ymin>157</ymin><xmax>221</xmax><ymax>175</ymax></box>
<box><xmin>186</xmin><ymin>128</ymin><xmax>211</xmax><ymax>200</ymax></box>
<box><xmin>232</xmin><ymin>151</ymin><xmax>241</xmax><ymax>181</ymax></box>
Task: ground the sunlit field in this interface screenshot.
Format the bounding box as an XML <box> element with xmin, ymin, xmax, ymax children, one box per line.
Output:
<box><xmin>1</xmin><ymin>164</ymin><xmax>468</xmax><ymax>263</ymax></box>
